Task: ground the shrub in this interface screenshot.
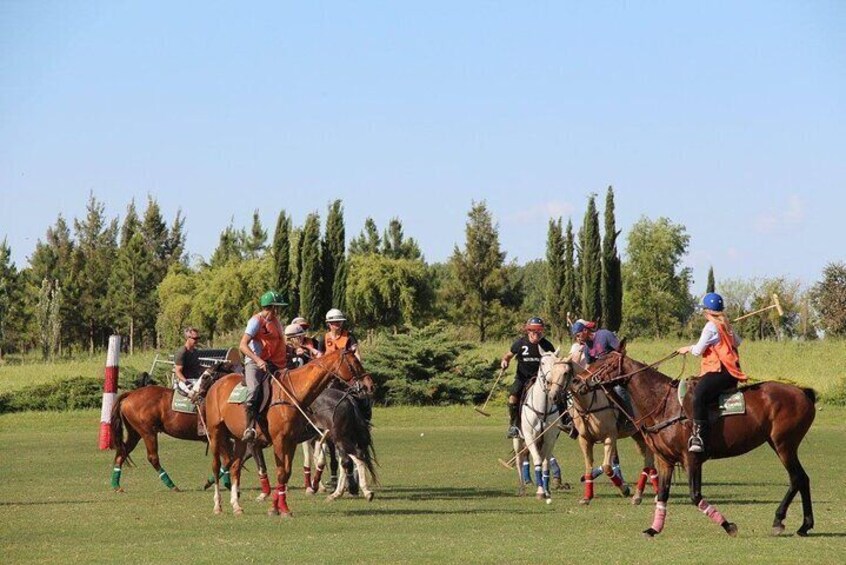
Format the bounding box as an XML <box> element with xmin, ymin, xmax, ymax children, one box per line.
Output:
<box><xmin>365</xmin><ymin>322</ymin><xmax>497</xmax><ymax>405</ymax></box>
<box><xmin>0</xmin><ymin>377</ymin><xmax>103</xmax><ymax>414</ymax></box>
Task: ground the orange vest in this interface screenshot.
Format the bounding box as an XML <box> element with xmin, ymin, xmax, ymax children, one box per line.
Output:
<box><xmin>700</xmin><ymin>323</ymin><xmax>747</xmax><ymax>381</ymax></box>
<box><xmin>323</xmin><ymin>330</ymin><xmax>350</xmax><ymax>354</ymax></box>
<box><xmin>251</xmin><ymin>313</ymin><xmax>287</xmax><ymax>368</ymax></box>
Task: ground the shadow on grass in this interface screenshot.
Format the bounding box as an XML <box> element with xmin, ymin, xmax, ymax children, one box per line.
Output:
<box><xmin>377</xmin><ymin>486</ymin><xmax>511</xmax><ymax>500</ymax></box>
<box><xmin>338</xmin><ymin>507</ymin><xmax>554</xmax><ymax>517</ymax></box>
<box><xmin>0</xmin><ymin>499</ymin><xmax>100</xmax><ymax>507</ymax></box>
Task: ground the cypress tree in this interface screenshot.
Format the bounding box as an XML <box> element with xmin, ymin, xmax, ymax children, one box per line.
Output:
<box><xmin>289</xmin><ymin>226</ymin><xmax>302</xmax><ymax>317</ymax></box>
<box><xmin>545</xmin><ymin>218</ymin><xmax>566</xmax><ymax>340</ymax></box>
<box><xmin>580</xmin><ymin>195</ymin><xmax>602</xmax><ymax>322</ymax></box>
<box><xmin>349</xmin><ymin>218</ymin><xmax>381</xmax><ymax>255</ymax></box>
<box><xmin>706</xmin><ymin>266</ymin><xmax>716</xmax><ymax>293</ymax></box>
<box><xmin>299</xmin><ymin>213</ymin><xmax>323</xmax><ymax>327</ymax></box>
<box><xmin>563</xmin><ymin>219</ymin><xmax>578</xmax><ymax>324</ymax></box>
<box><xmin>271</xmin><ymin>210</ymin><xmax>292</xmax><ymax>316</ymax></box>
<box><xmin>601</xmin><ymin>187</ymin><xmax>623</xmax><ymax>331</ymax></box>
<box><xmin>245</xmin><ymin>209</ymin><xmax>267</xmax><ymax>259</ymax></box>
<box><xmin>322</xmin><ymin>200</ymin><xmax>346</xmax><ymax>312</ymax></box>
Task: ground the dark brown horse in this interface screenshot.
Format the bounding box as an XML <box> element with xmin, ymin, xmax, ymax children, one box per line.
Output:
<box><xmin>578</xmin><ymin>349</ymin><xmax>815</xmax><ymax>538</ymax></box>
<box><xmin>110</xmin><ymin>363</ymin><xmax>270</xmax><ymax>496</ymax></box>
<box><xmin>204</xmin><ymin>349</ymin><xmax>371</xmax><ymax>516</ymax></box>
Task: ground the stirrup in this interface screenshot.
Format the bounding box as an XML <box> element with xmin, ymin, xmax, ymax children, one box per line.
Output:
<box><xmin>688</xmin><ymin>436</ymin><xmax>704</xmax><ymax>453</ymax></box>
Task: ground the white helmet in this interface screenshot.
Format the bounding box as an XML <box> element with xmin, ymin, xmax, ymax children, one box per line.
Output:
<box><xmin>325</xmin><ymin>308</ymin><xmax>346</xmax><ymax>323</ymax></box>
<box><xmin>291</xmin><ymin>316</ymin><xmax>310</xmax><ymax>329</ymax></box>
<box><xmin>284</xmin><ymin>324</ymin><xmax>305</xmax><ymax>338</ymax></box>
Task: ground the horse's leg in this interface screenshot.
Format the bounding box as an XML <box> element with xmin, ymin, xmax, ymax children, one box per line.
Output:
<box><xmin>327</xmin><ymin>449</ymin><xmax>349</xmax><ymax>501</ymax></box>
<box><xmin>514</xmin><ymin>438</ymin><xmax>528</xmax><ymax>496</ymax></box>
<box><xmin>208</xmin><ymin>431</ymin><xmax>223</xmax><ymax>515</ymax></box>
<box><xmin>603</xmin><ymin>438</ymin><xmax>629</xmax><ymax>497</ymax></box>
<box><xmin>228</xmin><ymin>443</ymin><xmax>246</xmax><ymax>515</ymax></box>
<box><xmin>253</xmin><ymin>446</ymin><xmax>271</xmax><ymax>502</ymax></box>
<box><xmin>643</xmin><ymin>457</ymin><xmax>675</xmax><ymax>538</ymax></box>
<box><xmin>274</xmin><ymin>441</ymin><xmax>297</xmax><ymax>517</ymax></box>
<box><xmin>312</xmin><ymin>439</ymin><xmax>327</xmax><ymax>492</ymax></box>
<box><xmin>578</xmin><ymin>435</ymin><xmax>594</xmax><ymax>504</ymax></box>
<box><xmin>632</xmin><ymin>435</ymin><xmax>657</xmax><ymax>505</ymax></box>
<box><xmin>525</xmin><ymin>437</ymin><xmax>545</xmax><ymax>500</ymax></box>
<box><xmin>326</xmin><ymin>439</ymin><xmax>340</xmax><ymax>489</ymax></box>
<box><xmin>112</xmin><ymin>426</ymin><xmax>141</xmax><ymax>492</ymax></box>
<box><xmin>349</xmin><ymin>454</ymin><xmax>374</xmax><ymax>501</ymax></box>
<box><xmin>770</xmin><ymin>439</ymin><xmax>814</xmax><ymax>536</ymax></box>
<box><xmin>141</xmin><ymin>433</ymin><xmax>178</xmax><ymax>491</ymax></box>
<box><xmin>687</xmin><ymin>456</ymin><xmax>738</xmax><ymax>537</ymax></box>
<box><xmin>301</xmin><ymin>441</ymin><xmax>314</xmax><ymax>494</ymax></box>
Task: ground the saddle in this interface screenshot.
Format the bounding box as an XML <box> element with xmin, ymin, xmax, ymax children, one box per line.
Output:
<box><xmin>228</xmin><ymin>377</ymin><xmax>272</xmax><ymax>415</ymax></box>
<box><xmin>678</xmin><ymin>377</ymin><xmax>746</xmax><ymax>422</ymax></box>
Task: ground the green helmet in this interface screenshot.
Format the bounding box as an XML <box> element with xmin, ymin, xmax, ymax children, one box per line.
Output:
<box><xmin>259</xmin><ymin>290</ymin><xmax>287</xmax><ymax>308</ymax></box>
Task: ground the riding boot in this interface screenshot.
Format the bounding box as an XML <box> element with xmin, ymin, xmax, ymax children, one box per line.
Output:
<box><xmin>688</xmin><ymin>419</ymin><xmax>708</xmax><ymax>453</ymax></box>
<box><xmin>242</xmin><ymin>405</ymin><xmax>257</xmax><ymax>442</ymax></box>
<box><xmin>506</xmin><ymin>403</ymin><xmax>520</xmax><ymax>438</ymax></box>
<box><xmin>557</xmin><ymin>406</ymin><xmax>578</xmax><ymax>439</ymax></box>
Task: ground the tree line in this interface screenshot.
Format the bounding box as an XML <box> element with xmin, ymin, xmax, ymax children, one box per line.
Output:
<box><xmin>1</xmin><ymin>187</ymin><xmax>845</xmax><ymax>359</ymax></box>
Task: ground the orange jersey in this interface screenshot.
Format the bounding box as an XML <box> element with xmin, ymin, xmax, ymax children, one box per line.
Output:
<box><xmin>323</xmin><ymin>330</ymin><xmax>351</xmax><ymax>354</ymax></box>
<box><xmin>700</xmin><ymin>323</ymin><xmax>746</xmax><ymax>381</ymax></box>
<box><xmin>249</xmin><ymin>313</ymin><xmax>287</xmax><ymax>368</ymax></box>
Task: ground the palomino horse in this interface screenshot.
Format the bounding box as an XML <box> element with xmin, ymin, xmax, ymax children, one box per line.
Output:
<box><xmin>519</xmin><ymin>351</ymin><xmax>566</xmax><ymax>501</ymax></box>
<box><xmin>110</xmin><ymin>362</ymin><xmax>271</xmax><ymax>496</ymax></box>
<box><xmin>553</xmin><ymin>356</ymin><xmax>658</xmax><ymax>505</ymax></box>
<box><xmin>586</xmin><ymin>349</ymin><xmax>816</xmax><ymax>537</ymax></box>
<box><xmin>204</xmin><ymin>349</ymin><xmax>370</xmax><ymax>516</ymax></box>
<box><xmin>301</xmin><ymin>385</ymin><xmax>377</xmax><ymax>501</ymax></box>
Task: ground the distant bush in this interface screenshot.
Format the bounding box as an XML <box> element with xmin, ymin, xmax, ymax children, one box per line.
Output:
<box><xmin>365</xmin><ymin>322</ymin><xmax>498</xmax><ymax>405</ymax></box>
<box><xmin>824</xmin><ymin>376</ymin><xmax>846</xmax><ymax>406</ymax></box>
<box><xmin>0</xmin><ymin>377</ymin><xmax>103</xmax><ymax>413</ymax></box>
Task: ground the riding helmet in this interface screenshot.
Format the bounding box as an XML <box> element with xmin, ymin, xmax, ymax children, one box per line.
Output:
<box><xmin>702</xmin><ymin>292</ymin><xmax>724</xmax><ymax>312</ymax></box>
<box><xmin>325</xmin><ymin>308</ymin><xmax>347</xmax><ymax>323</ymax></box>
<box><xmin>260</xmin><ymin>290</ymin><xmax>287</xmax><ymax>308</ymax></box>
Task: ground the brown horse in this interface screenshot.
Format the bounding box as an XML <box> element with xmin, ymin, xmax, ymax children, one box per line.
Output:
<box><xmin>204</xmin><ymin>349</ymin><xmax>370</xmax><ymax>516</ymax></box>
<box><xmin>554</xmin><ymin>356</ymin><xmax>658</xmax><ymax>505</ymax></box>
<box><xmin>110</xmin><ymin>363</ymin><xmax>270</xmax><ymax>496</ymax></box>
<box><xmin>582</xmin><ymin>349</ymin><xmax>816</xmax><ymax>538</ymax></box>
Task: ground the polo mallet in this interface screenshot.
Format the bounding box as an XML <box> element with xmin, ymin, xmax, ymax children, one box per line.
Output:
<box><xmin>497</xmin><ymin>409</ymin><xmax>568</xmax><ymax>469</ymax></box>
<box><xmin>733</xmin><ymin>293</ymin><xmax>784</xmax><ymax>322</ymax></box>
<box><xmin>475</xmin><ymin>367</ymin><xmax>507</xmax><ymax>417</ymax></box>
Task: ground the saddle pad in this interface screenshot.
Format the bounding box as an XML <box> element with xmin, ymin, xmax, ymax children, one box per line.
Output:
<box><xmin>228</xmin><ymin>384</ymin><xmax>248</xmax><ymax>404</ymax></box>
<box><xmin>678</xmin><ymin>378</ymin><xmax>746</xmax><ymax>417</ymax></box>
<box><xmin>171</xmin><ymin>393</ymin><xmax>197</xmax><ymax>414</ymax></box>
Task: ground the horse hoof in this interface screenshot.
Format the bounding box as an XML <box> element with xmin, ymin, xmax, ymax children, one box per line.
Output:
<box><xmin>305</xmin><ymin>488</ymin><xmax>315</xmax><ymax>496</ymax></box>
<box><xmin>559</xmin><ymin>482</ymin><xmax>572</xmax><ymax>491</ymax></box>
<box><xmin>203</xmin><ymin>482</ymin><xmax>213</xmax><ymax>491</ymax></box>
<box><xmin>365</xmin><ymin>492</ymin><xmax>374</xmax><ymax>502</ymax></box>
<box><xmin>214</xmin><ymin>507</ymin><xmax>222</xmax><ymax>515</ymax></box>
<box><xmin>621</xmin><ymin>486</ymin><xmax>631</xmax><ymax>497</ymax></box>
<box><xmin>642</xmin><ymin>528</ymin><xmax>658</xmax><ymax>539</ymax></box>
<box><xmin>114</xmin><ymin>487</ymin><xmax>125</xmax><ymax>494</ymax></box>
<box><xmin>723</xmin><ymin>522</ymin><xmax>738</xmax><ymax>537</ymax></box>
<box><xmin>797</xmin><ymin>527</ymin><xmax>811</xmax><ymax>537</ymax></box>
<box><xmin>579</xmin><ymin>498</ymin><xmax>591</xmax><ymax>506</ymax></box>
<box><xmin>280</xmin><ymin>512</ymin><xmax>293</xmax><ymax>519</ymax></box>
<box><xmin>267</xmin><ymin>507</ymin><xmax>279</xmax><ymax>517</ymax></box>
<box><xmin>233</xmin><ymin>507</ymin><xmax>243</xmax><ymax>516</ymax></box>
<box><xmin>325</xmin><ymin>495</ymin><xmax>338</xmax><ymax>502</ymax></box>
<box><xmin>256</xmin><ymin>494</ymin><xmax>269</xmax><ymax>502</ymax></box>
<box><xmin>772</xmin><ymin>525</ymin><xmax>786</xmax><ymax>536</ymax></box>
<box><xmin>632</xmin><ymin>497</ymin><xmax>642</xmax><ymax>505</ymax></box>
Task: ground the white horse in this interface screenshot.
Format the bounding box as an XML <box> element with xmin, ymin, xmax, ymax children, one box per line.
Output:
<box><xmin>519</xmin><ymin>350</ymin><xmax>566</xmax><ymax>501</ymax></box>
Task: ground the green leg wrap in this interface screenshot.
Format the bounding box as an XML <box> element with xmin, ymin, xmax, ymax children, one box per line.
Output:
<box><xmin>111</xmin><ymin>467</ymin><xmax>122</xmax><ymax>489</ymax></box>
<box><xmin>158</xmin><ymin>468</ymin><xmax>176</xmax><ymax>489</ymax></box>
<box><xmin>221</xmin><ymin>469</ymin><xmax>232</xmax><ymax>490</ymax></box>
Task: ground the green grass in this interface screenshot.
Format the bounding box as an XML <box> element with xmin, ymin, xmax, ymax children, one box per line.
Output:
<box><xmin>1</xmin><ymin>406</ymin><xmax>844</xmax><ymax>563</ymax></box>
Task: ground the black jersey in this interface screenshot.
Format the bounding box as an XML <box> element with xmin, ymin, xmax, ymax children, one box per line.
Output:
<box><xmin>510</xmin><ymin>337</ymin><xmax>555</xmax><ymax>380</ymax></box>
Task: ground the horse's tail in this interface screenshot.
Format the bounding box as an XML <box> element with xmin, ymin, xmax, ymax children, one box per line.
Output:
<box><xmin>349</xmin><ymin>396</ymin><xmax>379</xmax><ymax>485</ymax></box>
<box><xmin>110</xmin><ymin>392</ymin><xmax>135</xmax><ymax>467</ymax></box>
<box><xmin>802</xmin><ymin>387</ymin><xmax>817</xmax><ymax>405</ymax></box>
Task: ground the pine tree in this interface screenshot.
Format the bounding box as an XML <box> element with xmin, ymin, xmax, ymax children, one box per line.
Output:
<box><xmin>706</xmin><ymin>266</ymin><xmax>716</xmax><ymax>293</ymax></box>
<box><xmin>448</xmin><ymin>201</ymin><xmax>510</xmax><ymax>341</ymax></box>
<box><xmin>298</xmin><ymin>213</ymin><xmax>323</xmax><ymax>326</ymax></box>
<box><xmin>120</xmin><ymin>200</ymin><xmax>141</xmax><ymax>247</ymax></box>
<box><xmin>141</xmin><ymin>195</ymin><xmax>169</xmax><ymax>280</ymax></box>
<box><xmin>545</xmin><ymin>218</ymin><xmax>566</xmax><ymax>340</ymax></box>
<box><xmin>73</xmin><ymin>193</ymin><xmax>118</xmax><ymax>354</ymax></box>
<box><xmin>245</xmin><ymin>209</ymin><xmax>268</xmax><ymax>259</ymax></box>
<box><xmin>271</xmin><ymin>210</ymin><xmax>292</xmax><ymax>315</ymax></box>
<box><xmin>209</xmin><ymin>220</ymin><xmax>243</xmax><ymax>267</ymax></box>
<box><xmin>164</xmin><ymin>210</ymin><xmax>187</xmax><ymax>268</ymax></box>
<box><xmin>0</xmin><ymin>239</ymin><xmax>17</xmax><ymax>358</ymax></box>
<box><xmin>580</xmin><ymin>195</ymin><xmax>602</xmax><ymax>322</ymax></box>
<box><xmin>601</xmin><ymin>187</ymin><xmax>623</xmax><ymax>331</ymax></box>
<box><xmin>322</xmin><ymin>200</ymin><xmax>346</xmax><ymax>313</ymax></box>
<box><xmin>289</xmin><ymin>227</ymin><xmax>302</xmax><ymax>317</ymax></box>
<box><xmin>108</xmin><ymin>231</ymin><xmax>154</xmax><ymax>354</ymax></box>
<box><xmin>382</xmin><ymin>218</ymin><xmax>422</xmax><ymax>260</ymax></box>
<box><xmin>349</xmin><ymin>218</ymin><xmax>381</xmax><ymax>255</ymax></box>
<box><xmin>563</xmin><ymin>219</ymin><xmax>578</xmax><ymax>324</ymax></box>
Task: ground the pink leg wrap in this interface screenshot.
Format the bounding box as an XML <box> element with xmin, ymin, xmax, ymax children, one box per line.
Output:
<box><xmin>259</xmin><ymin>473</ymin><xmax>271</xmax><ymax>495</ymax></box>
<box><xmin>275</xmin><ymin>484</ymin><xmax>290</xmax><ymax>513</ymax></box>
<box><xmin>698</xmin><ymin>499</ymin><xmax>725</xmax><ymax>525</ymax></box>
<box><xmin>651</xmin><ymin>502</ymin><xmax>667</xmax><ymax>532</ymax></box>
<box><xmin>636</xmin><ymin>469</ymin><xmax>649</xmax><ymax>493</ymax></box>
<box><xmin>583</xmin><ymin>474</ymin><xmax>594</xmax><ymax>500</ymax></box>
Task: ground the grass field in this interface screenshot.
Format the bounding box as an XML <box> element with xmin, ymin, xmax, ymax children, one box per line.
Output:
<box><xmin>1</xmin><ymin>405</ymin><xmax>844</xmax><ymax>564</ymax></box>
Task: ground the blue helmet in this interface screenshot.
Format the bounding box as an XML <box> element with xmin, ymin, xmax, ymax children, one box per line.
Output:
<box><xmin>702</xmin><ymin>292</ymin><xmax>724</xmax><ymax>312</ymax></box>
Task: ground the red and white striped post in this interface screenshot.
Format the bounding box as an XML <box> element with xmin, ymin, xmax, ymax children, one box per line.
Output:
<box><xmin>98</xmin><ymin>335</ymin><xmax>121</xmax><ymax>450</ymax></box>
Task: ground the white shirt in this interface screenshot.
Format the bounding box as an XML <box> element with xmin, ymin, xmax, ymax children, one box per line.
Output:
<box><xmin>689</xmin><ymin>321</ymin><xmax>742</xmax><ymax>356</ymax></box>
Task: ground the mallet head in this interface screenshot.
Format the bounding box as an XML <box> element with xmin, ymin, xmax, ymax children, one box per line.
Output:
<box><xmin>773</xmin><ymin>294</ymin><xmax>784</xmax><ymax>317</ymax></box>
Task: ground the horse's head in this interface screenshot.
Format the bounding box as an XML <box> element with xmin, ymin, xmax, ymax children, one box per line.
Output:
<box><xmin>330</xmin><ymin>348</ymin><xmax>374</xmax><ymax>394</ymax></box>
<box><xmin>540</xmin><ymin>349</ymin><xmax>572</xmax><ymax>402</ymax></box>
<box><xmin>191</xmin><ymin>361</ymin><xmax>233</xmax><ymax>400</ymax></box>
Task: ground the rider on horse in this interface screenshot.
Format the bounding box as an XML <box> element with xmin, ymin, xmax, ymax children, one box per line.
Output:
<box><xmin>676</xmin><ymin>292</ymin><xmax>746</xmax><ymax>453</ymax></box>
<box><xmin>319</xmin><ymin>308</ymin><xmax>361</xmax><ymax>360</ymax></box>
<box><xmin>501</xmin><ymin>317</ymin><xmax>555</xmax><ymax>439</ymax></box>
<box><xmin>174</xmin><ymin>326</ymin><xmax>203</xmax><ymax>397</ymax></box>
<box><xmin>291</xmin><ymin>316</ymin><xmax>321</xmax><ymax>354</ymax></box>
<box><xmin>239</xmin><ymin>290</ymin><xmax>288</xmax><ymax>442</ymax></box>
<box><xmin>285</xmin><ymin>323</ymin><xmax>322</xmax><ymax>368</ymax></box>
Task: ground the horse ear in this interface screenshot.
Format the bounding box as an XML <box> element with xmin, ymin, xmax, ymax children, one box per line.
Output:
<box><xmin>618</xmin><ymin>338</ymin><xmax>627</xmax><ymax>356</ymax></box>
<box><xmin>553</xmin><ymin>347</ymin><xmax>560</xmax><ymax>357</ymax></box>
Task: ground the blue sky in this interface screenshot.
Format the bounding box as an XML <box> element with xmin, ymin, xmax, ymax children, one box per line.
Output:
<box><xmin>1</xmin><ymin>1</ymin><xmax>844</xmax><ymax>289</ymax></box>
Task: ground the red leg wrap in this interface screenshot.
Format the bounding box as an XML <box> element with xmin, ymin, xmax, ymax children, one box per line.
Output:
<box><xmin>304</xmin><ymin>466</ymin><xmax>312</xmax><ymax>489</ymax></box>
<box><xmin>636</xmin><ymin>468</ymin><xmax>649</xmax><ymax>493</ymax></box>
<box><xmin>259</xmin><ymin>473</ymin><xmax>271</xmax><ymax>495</ymax></box>
<box><xmin>275</xmin><ymin>484</ymin><xmax>290</xmax><ymax>514</ymax></box>
<box><xmin>649</xmin><ymin>468</ymin><xmax>659</xmax><ymax>493</ymax></box>
<box><xmin>584</xmin><ymin>473</ymin><xmax>594</xmax><ymax>499</ymax></box>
